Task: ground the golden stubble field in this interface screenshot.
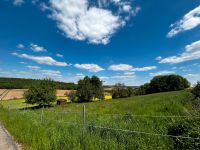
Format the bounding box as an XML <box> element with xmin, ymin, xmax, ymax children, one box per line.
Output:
<box><xmin>0</xmin><ymin>89</ymin><xmax>72</xmax><ymax>100</ymax></box>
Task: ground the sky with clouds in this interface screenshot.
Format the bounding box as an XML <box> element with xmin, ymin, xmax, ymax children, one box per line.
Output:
<box><xmin>0</xmin><ymin>0</ymin><xmax>200</xmax><ymax>85</ymax></box>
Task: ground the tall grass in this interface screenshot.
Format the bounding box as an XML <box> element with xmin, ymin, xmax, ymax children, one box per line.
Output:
<box><xmin>0</xmin><ymin>90</ymin><xmax>199</xmax><ymax>149</ymax></box>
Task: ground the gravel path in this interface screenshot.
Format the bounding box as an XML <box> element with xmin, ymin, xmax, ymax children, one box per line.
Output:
<box><xmin>0</xmin><ymin>124</ymin><xmax>20</xmax><ymax>150</ymax></box>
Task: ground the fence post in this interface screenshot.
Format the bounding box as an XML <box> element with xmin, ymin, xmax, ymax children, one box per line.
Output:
<box><xmin>41</xmin><ymin>106</ymin><xmax>44</xmax><ymax>123</ymax></box>
<box><xmin>81</xmin><ymin>105</ymin><xmax>86</xmax><ymax>149</ymax></box>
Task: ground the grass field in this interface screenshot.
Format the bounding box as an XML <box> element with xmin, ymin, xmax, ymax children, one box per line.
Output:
<box><xmin>0</xmin><ymin>90</ymin><xmax>199</xmax><ymax>150</ymax></box>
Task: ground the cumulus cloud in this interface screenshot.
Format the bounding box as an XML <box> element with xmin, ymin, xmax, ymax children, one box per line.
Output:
<box><xmin>13</xmin><ymin>0</ymin><xmax>24</xmax><ymax>6</ymax></box>
<box><xmin>159</xmin><ymin>40</ymin><xmax>200</xmax><ymax>64</ymax></box>
<box><xmin>131</xmin><ymin>66</ymin><xmax>157</xmax><ymax>71</ymax></box>
<box><xmin>167</xmin><ymin>5</ymin><xmax>200</xmax><ymax>37</ymax></box>
<box><xmin>12</xmin><ymin>53</ymin><xmax>69</xmax><ymax>67</ymax></box>
<box><xmin>56</xmin><ymin>53</ymin><xmax>63</xmax><ymax>58</ymax></box>
<box><xmin>108</xmin><ymin>64</ymin><xmax>134</xmax><ymax>71</ymax></box>
<box><xmin>17</xmin><ymin>44</ymin><xmax>25</xmax><ymax>49</ymax></box>
<box><xmin>150</xmin><ymin>71</ymin><xmax>175</xmax><ymax>76</ymax></box>
<box><xmin>74</xmin><ymin>64</ymin><xmax>104</xmax><ymax>72</ymax></box>
<box><xmin>108</xmin><ymin>64</ymin><xmax>157</xmax><ymax>72</ymax></box>
<box><xmin>30</xmin><ymin>43</ymin><xmax>46</xmax><ymax>52</ymax></box>
<box><xmin>48</xmin><ymin>0</ymin><xmax>139</xmax><ymax>44</ymax></box>
<box><xmin>155</xmin><ymin>56</ymin><xmax>162</xmax><ymax>61</ymax></box>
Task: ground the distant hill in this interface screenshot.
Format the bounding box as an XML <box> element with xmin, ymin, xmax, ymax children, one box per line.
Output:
<box><xmin>0</xmin><ymin>77</ymin><xmax>77</xmax><ymax>90</ymax></box>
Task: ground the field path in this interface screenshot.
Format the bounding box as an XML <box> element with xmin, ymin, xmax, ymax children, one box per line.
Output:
<box><xmin>0</xmin><ymin>124</ymin><xmax>20</xmax><ymax>150</ymax></box>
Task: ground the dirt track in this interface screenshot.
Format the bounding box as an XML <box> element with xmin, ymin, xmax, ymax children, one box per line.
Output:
<box><xmin>0</xmin><ymin>124</ymin><xmax>20</xmax><ymax>150</ymax></box>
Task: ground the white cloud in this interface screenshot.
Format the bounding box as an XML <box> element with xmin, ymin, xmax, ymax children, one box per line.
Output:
<box><xmin>30</xmin><ymin>43</ymin><xmax>46</xmax><ymax>52</ymax></box>
<box><xmin>75</xmin><ymin>73</ymin><xmax>85</xmax><ymax>78</ymax></box>
<box><xmin>155</xmin><ymin>56</ymin><xmax>162</xmax><ymax>61</ymax></box>
<box><xmin>108</xmin><ymin>64</ymin><xmax>134</xmax><ymax>71</ymax></box>
<box><xmin>111</xmin><ymin>75</ymin><xmax>135</xmax><ymax>79</ymax></box>
<box><xmin>122</xmin><ymin>5</ymin><xmax>132</xmax><ymax>12</ymax></box>
<box><xmin>32</xmin><ymin>0</ymin><xmax>39</xmax><ymax>5</ymax></box>
<box><xmin>108</xmin><ymin>64</ymin><xmax>156</xmax><ymax>72</ymax></box>
<box><xmin>167</xmin><ymin>5</ymin><xmax>200</xmax><ymax>37</ymax></box>
<box><xmin>26</xmin><ymin>65</ymin><xmax>40</xmax><ymax>70</ymax></box>
<box><xmin>13</xmin><ymin>0</ymin><xmax>24</xmax><ymax>6</ymax></box>
<box><xmin>131</xmin><ymin>66</ymin><xmax>157</xmax><ymax>71</ymax></box>
<box><xmin>40</xmin><ymin>2</ymin><xmax>50</xmax><ymax>11</ymax></box>
<box><xmin>40</xmin><ymin>70</ymin><xmax>62</xmax><ymax>78</ymax></box>
<box><xmin>56</xmin><ymin>53</ymin><xmax>63</xmax><ymax>58</ymax></box>
<box><xmin>48</xmin><ymin>0</ymin><xmax>138</xmax><ymax>44</ymax></box>
<box><xmin>26</xmin><ymin>65</ymin><xmax>62</xmax><ymax>78</ymax></box>
<box><xmin>150</xmin><ymin>70</ymin><xmax>175</xmax><ymax>76</ymax></box>
<box><xmin>184</xmin><ymin>74</ymin><xmax>200</xmax><ymax>85</ymax></box>
<box><xmin>74</xmin><ymin>64</ymin><xmax>104</xmax><ymax>72</ymax></box>
<box><xmin>12</xmin><ymin>53</ymin><xmax>69</xmax><ymax>67</ymax></box>
<box><xmin>124</xmin><ymin>72</ymin><xmax>135</xmax><ymax>75</ymax></box>
<box><xmin>19</xmin><ymin>62</ymin><xmax>26</xmax><ymax>64</ymax></box>
<box><xmin>159</xmin><ymin>40</ymin><xmax>200</xmax><ymax>64</ymax></box>
<box><xmin>17</xmin><ymin>44</ymin><xmax>25</xmax><ymax>49</ymax></box>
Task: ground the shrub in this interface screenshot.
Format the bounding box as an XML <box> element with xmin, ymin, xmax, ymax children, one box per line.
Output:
<box><xmin>167</xmin><ymin>119</ymin><xmax>200</xmax><ymax>149</ymax></box>
<box><xmin>24</xmin><ymin>79</ymin><xmax>56</xmax><ymax>106</ymax></box>
<box><xmin>76</xmin><ymin>76</ymin><xmax>104</xmax><ymax>102</ymax></box>
<box><xmin>191</xmin><ymin>81</ymin><xmax>200</xmax><ymax>99</ymax></box>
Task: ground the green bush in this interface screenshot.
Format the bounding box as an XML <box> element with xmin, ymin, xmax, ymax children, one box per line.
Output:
<box><xmin>24</xmin><ymin>79</ymin><xmax>56</xmax><ymax>106</ymax></box>
<box><xmin>167</xmin><ymin>119</ymin><xmax>200</xmax><ymax>150</ymax></box>
<box><xmin>191</xmin><ymin>81</ymin><xmax>200</xmax><ymax>99</ymax></box>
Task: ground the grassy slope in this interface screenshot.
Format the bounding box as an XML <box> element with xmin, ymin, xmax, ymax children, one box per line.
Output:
<box><xmin>0</xmin><ymin>90</ymin><xmax>199</xmax><ymax>150</ymax></box>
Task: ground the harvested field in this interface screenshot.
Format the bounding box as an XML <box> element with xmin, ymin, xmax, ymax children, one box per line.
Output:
<box><xmin>56</xmin><ymin>90</ymin><xmax>72</xmax><ymax>97</ymax></box>
<box><xmin>0</xmin><ymin>89</ymin><xmax>6</xmax><ymax>95</ymax></box>
<box><xmin>1</xmin><ymin>89</ymin><xmax>108</xmax><ymax>100</ymax></box>
<box><xmin>3</xmin><ymin>89</ymin><xmax>27</xmax><ymax>100</ymax></box>
<box><xmin>0</xmin><ymin>89</ymin><xmax>73</xmax><ymax>100</ymax></box>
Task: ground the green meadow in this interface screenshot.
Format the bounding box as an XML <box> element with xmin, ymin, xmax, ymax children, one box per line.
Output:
<box><xmin>0</xmin><ymin>90</ymin><xmax>199</xmax><ymax>150</ymax></box>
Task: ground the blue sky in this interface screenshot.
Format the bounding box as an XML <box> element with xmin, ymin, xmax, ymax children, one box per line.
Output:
<box><xmin>0</xmin><ymin>0</ymin><xmax>200</xmax><ymax>85</ymax></box>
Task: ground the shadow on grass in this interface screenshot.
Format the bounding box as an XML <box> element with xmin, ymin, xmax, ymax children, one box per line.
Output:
<box><xmin>19</xmin><ymin>104</ymin><xmax>54</xmax><ymax>110</ymax></box>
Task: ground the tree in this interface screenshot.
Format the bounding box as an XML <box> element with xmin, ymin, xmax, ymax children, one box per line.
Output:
<box><xmin>24</xmin><ymin>79</ymin><xmax>56</xmax><ymax>106</ymax></box>
<box><xmin>135</xmin><ymin>74</ymin><xmax>190</xmax><ymax>95</ymax></box>
<box><xmin>67</xmin><ymin>91</ymin><xmax>77</xmax><ymax>102</ymax></box>
<box><xmin>134</xmin><ymin>83</ymin><xmax>150</xmax><ymax>95</ymax></box>
<box><xmin>90</xmin><ymin>76</ymin><xmax>104</xmax><ymax>100</ymax></box>
<box><xmin>191</xmin><ymin>81</ymin><xmax>200</xmax><ymax>99</ymax></box>
<box><xmin>149</xmin><ymin>75</ymin><xmax>190</xmax><ymax>93</ymax></box>
<box><xmin>112</xmin><ymin>83</ymin><xmax>133</xmax><ymax>99</ymax></box>
<box><xmin>76</xmin><ymin>76</ymin><xmax>104</xmax><ymax>102</ymax></box>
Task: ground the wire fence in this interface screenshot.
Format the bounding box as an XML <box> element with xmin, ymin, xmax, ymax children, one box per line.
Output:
<box><xmin>4</xmin><ymin>105</ymin><xmax>200</xmax><ymax>149</ymax></box>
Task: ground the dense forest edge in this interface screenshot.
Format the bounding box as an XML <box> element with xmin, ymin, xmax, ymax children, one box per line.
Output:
<box><xmin>0</xmin><ymin>77</ymin><xmax>77</xmax><ymax>90</ymax></box>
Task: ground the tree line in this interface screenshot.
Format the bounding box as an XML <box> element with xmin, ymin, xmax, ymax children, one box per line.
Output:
<box><xmin>24</xmin><ymin>74</ymin><xmax>199</xmax><ymax>106</ymax></box>
<box><xmin>134</xmin><ymin>75</ymin><xmax>190</xmax><ymax>95</ymax></box>
<box><xmin>0</xmin><ymin>77</ymin><xmax>77</xmax><ymax>90</ymax></box>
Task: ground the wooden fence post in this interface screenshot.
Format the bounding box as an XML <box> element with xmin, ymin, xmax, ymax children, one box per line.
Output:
<box><xmin>81</xmin><ymin>105</ymin><xmax>86</xmax><ymax>149</ymax></box>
